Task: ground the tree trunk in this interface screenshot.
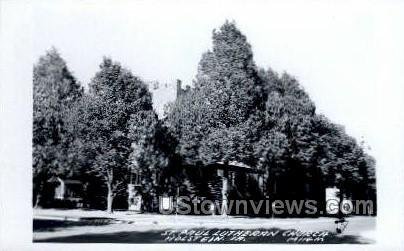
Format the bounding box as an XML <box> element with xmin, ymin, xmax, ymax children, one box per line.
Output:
<box><xmin>221</xmin><ymin>169</ymin><xmax>228</xmax><ymax>216</ymax></box>
<box><xmin>107</xmin><ymin>184</ymin><xmax>114</xmax><ymax>214</ymax></box>
<box><xmin>34</xmin><ymin>193</ymin><xmax>42</xmax><ymax>209</ymax></box>
<box><xmin>34</xmin><ymin>182</ymin><xmax>44</xmax><ymax>208</ymax></box>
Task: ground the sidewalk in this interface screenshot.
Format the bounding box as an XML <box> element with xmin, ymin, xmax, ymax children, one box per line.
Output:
<box><xmin>34</xmin><ymin>208</ymin><xmax>348</xmax><ymax>227</ymax></box>
<box><xmin>33</xmin><ymin>208</ymin><xmax>375</xmax><ymax>233</ymax></box>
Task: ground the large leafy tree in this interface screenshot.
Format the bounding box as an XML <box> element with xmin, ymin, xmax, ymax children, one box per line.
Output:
<box><xmin>33</xmin><ymin>48</ymin><xmax>83</xmax><ymax>207</ymax></box>
<box><xmin>166</xmin><ymin>18</ymin><xmax>376</xmax><ymax>209</ymax></box>
<box><xmin>68</xmin><ymin>57</ymin><xmax>153</xmax><ymax>213</ymax></box>
<box><xmin>259</xmin><ymin>68</ymin><xmax>375</xmax><ymax>203</ymax></box>
<box><xmin>312</xmin><ymin>115</ymin><xmax>376</xmax><ymax>201</ymax></box>
<box><xmin>166</xmin><ymin>21</ymin><xmax>265</xmax><ymax>166</ymax></box>
<box><xmin>255</xmin><ymin>70</ymin><xmax>318</xmax><ymax>199</ymax></box>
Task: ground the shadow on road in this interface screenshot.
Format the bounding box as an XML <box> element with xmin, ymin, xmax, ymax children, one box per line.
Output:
<box><xmin>33</xmin><ymin>218</ymin><xmax>113</xmax><ymax>232</ymax></box>
<box><xmin>34</xmin><ymin>226</ymin><xmax>373</xmax><ymax>244</ymax></box>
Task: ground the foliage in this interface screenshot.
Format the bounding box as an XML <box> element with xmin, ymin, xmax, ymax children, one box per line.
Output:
<box><xmin>166</xmin><ymin>21</ymin><xmax>265</xmax><ymax>166</ymax></box>
<box><xmin>33</xmin><ymin>22</ymin><xmax>376</xmax><ymax>213</ymax></box>
<box><xmin>127</xmin><ymin>110</ymin><xmax>173</xmax><ymax>207</ymax></box>
<box><xmin>66</xmin><ymin>57</ymin><xmax>154</xmax><ymax>212</ymax></box>
<box><xmin>33</xmin><ymin>48</ymin><xmax>83</xmax><ymax>206</ymax></box>
<box><xmin>166</xmin><ymin>21</ymin><xmax>376</xmax><ymax>202</ymax></box>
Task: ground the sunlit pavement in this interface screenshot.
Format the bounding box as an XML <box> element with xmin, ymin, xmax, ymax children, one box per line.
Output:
<box><xmin>33</xmin><ymin>209</ymin><xmax>376</xmax><ymax>243</ymax></box>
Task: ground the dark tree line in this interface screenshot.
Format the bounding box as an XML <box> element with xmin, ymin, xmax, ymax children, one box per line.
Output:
<box><xmin>33</xmin><ymin>21</ymin><xmax>376</xmax><ymax>213</ymax></box>
<box><xmin>165</xmin><ymin>21</ymin><xmax>376</xmax><ymax>210</ymax></box>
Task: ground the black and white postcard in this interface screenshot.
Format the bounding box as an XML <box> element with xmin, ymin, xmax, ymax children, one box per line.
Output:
<box><xmin>1</xmin><ymin>0</ymin><xmax>403</xmax><ymax>250</ymax></box>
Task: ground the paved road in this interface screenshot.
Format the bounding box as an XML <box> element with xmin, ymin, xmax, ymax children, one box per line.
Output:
<box><xmin>33</xmin><ymin>209</ymin><xmax>375</xmax><ymax>243</ymax></box>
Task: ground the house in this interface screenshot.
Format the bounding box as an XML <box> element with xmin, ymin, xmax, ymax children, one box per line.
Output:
<box><xmin>47</xmin><ymin>177</ymin><xmax>84</xmax><ymax>208</ymax></box>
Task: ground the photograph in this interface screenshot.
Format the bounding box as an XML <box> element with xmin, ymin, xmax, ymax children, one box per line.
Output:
<box><xmin>1</xmin><ymin>0</ymin><xmax>404</xmax><ymax>250</ymax></box>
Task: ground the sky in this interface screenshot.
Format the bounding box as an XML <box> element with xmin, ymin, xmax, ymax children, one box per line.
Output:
<box><xmin>31</xmin><ymin>0</ymin><xmax>404</xmax><ymax>155</ymax></box>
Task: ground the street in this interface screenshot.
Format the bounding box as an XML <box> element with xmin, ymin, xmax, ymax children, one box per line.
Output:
<box><xmin>33</xmin><ymin>209</ymin><xmax>376</xmax><ymax>243</ymax></box>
